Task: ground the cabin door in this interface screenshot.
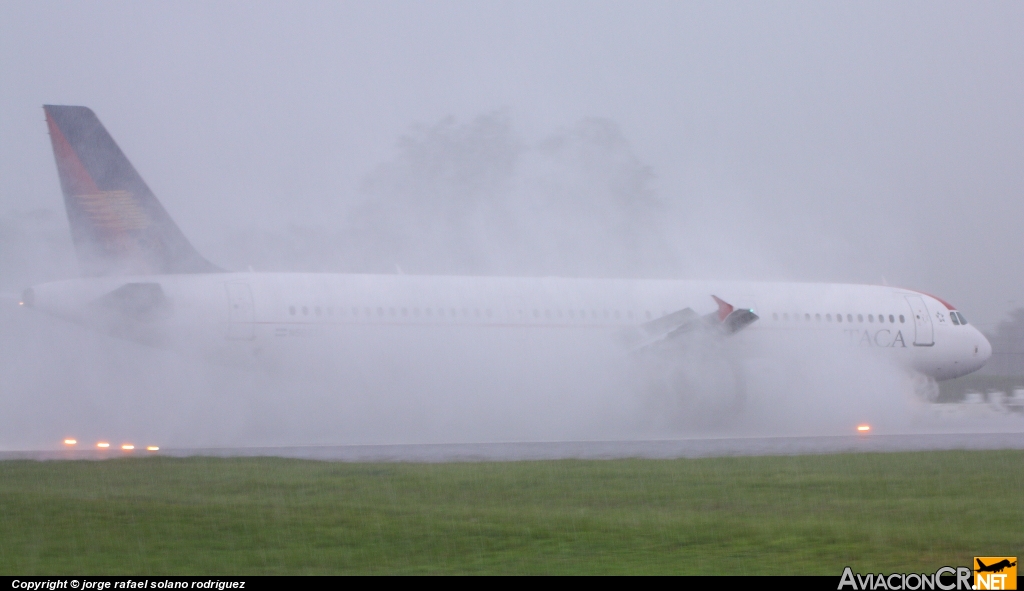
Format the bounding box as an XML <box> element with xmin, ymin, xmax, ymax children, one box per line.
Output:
<box><xmin>905</xmin><ymin>295</ymin><xmax>934</xmax><ymax>347</ymax></box>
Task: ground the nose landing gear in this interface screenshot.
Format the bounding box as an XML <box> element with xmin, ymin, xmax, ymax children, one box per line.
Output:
<box><xmin>913</xmin><ymin>373</ymin><xmax>940</xmax><ymax>402</ymax></box>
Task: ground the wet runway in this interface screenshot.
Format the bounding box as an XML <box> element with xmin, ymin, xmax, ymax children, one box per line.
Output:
<box><xmin>4</xmin><ymin>432</ymin><xmax>1024</xmax><ymax>462</ymax></box>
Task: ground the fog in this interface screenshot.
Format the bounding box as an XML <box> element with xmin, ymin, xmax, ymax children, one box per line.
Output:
<box><xmin>1</xmin><ymin>2</ymin><xmax>1023</xmax><ymax>450</ymax></box>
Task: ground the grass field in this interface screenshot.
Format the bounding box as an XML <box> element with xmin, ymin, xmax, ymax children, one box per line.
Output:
<box><xmin>0</xmin><ymin>451</ymin><xmax>1021</xmax><ymax>575</ymax></box>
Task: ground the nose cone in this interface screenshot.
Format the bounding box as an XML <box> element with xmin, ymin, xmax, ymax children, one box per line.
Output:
<box><xmin>975</xmin><ymin>328</ymin><xmax>992</xmax><ymax>367</ymax></box>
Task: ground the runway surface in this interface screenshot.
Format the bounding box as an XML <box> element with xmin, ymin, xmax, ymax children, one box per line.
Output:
<box><xmin>4</xmin><ymin>432</ymin><xmax>1024</xmax><ymax>462</ymax></box>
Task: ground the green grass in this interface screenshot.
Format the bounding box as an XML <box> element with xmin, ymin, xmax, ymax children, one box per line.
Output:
<box><xmin>0</xmin><ymin>452</ymin><xmax>1021</xmax><ymax>574</ymax></box>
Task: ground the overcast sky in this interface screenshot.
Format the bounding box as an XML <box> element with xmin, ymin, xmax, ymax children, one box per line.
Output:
<box><xmin>1</xmin><ymin>1</ymin><xmax>1021</xmax><ymax>327</ymax></box>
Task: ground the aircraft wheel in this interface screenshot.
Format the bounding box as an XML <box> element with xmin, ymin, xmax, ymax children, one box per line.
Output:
<box><xmin>913</xmin><ymin>373</ymin><xmax>940</xmax><ymax>402</ymax></box>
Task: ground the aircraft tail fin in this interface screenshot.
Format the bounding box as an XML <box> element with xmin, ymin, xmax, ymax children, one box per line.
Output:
<box><xmin>43</xmin><ymin>105</ymin><xmax>221</xmax><ymax>275</ymax></box>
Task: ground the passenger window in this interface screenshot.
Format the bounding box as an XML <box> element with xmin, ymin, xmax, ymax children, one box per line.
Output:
<box><xmin>857</xmin><ymin>314</ymin><xmax>863</xmax><ymax>322</ymax></box>
<box><xmin>868</xmin><ymin>314</ymin><xmax>873</xmax><ymax>322</ymax></box>
<box><xmin>773</xmin><ymin>313</ymin><xmax>779</xmax><ymax>321</ymax></box>
<box><xmin>783</xmin><ymin>313</ymin><xmax>789</xmax><ymax>321</ymax></box>
<box><xmin>847</xmin><ymin>314</ymin><xmax>853</xmax><ymax>323</ymax></box>
<box><xmin>462</xmin><ymin>308</ymin><xmax>469</xmax><ymax>317</ymax></box>
<box><xmin>450</xmin><ymin>309</ymin><xmax>457</xmax><ymax>317</ymax></box>
<box><xmin>889</xmin><ymin>314</ymin><xmax>894</xmax><ymax>323</ymax></box>
<box><xmin>836</xmin><ymin>314</ymin><xmax>842</xmax><ymax>323</ymax></box>
<box><xmin>289</xmin><ymin>306</ymin><xmax>296</xmax><ymax>316</ymax></box>
<box><xmin>614</xmin><ymin>310</ymin><xmax>621</xmax><ymax>320</ymax></box>
<box><xmin>815</xmin><ymin>314</ymin><xmax>821</xmax><ymax>322</ymax></box>
<box><xmin>805</xmin><ymin>314</ymin><xmax>810</xmax><ymax>321</ymax></box>
<box><xmin>533</xmin><ymin>309</ymin><xmax>540</xmax><ymax>318</ymax></box>
<box><xmin>413</xmin><ymin>308</ymin><xmax>420</xmax><ymax>317</ymax></box>
<box><xmin>627</xmin><ymin>311</ymin><xmax>634</xmax><ymax>320</ymax></box>
<box><xmin>302</xmin><ymin>306</ymin><xmax>308</xmax><ymax>316</ymax></box>
<box><xmin>826</xmin><ymin>314</ymin><xmax>832</xmax><ymax>322</ymax></box>
<box><xmin>899</xmin><ymin>315</ymin><xmax>905</xmax><ymax>323</ymax></box>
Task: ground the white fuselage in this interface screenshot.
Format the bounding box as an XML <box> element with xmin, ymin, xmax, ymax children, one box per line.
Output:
<box><xmin>24</xmin><ymin>273</ymin><xmax>992</xmax><ymax>381</ymax></box>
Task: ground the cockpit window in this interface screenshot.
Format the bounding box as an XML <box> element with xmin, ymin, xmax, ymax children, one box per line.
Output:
<box><xmin>950</xmin><ymin>312</ymin><xmax>961</xmax><ymax>326</ymax></box>
<box><xmin>953</xmin><ymin>311</ymin><xmax>968</xmax><ymax>325</ymax></box>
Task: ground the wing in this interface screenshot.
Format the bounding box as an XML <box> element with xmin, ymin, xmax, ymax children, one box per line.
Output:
<box><xmin>618</xmin><ymin>295</ymin><xmax>759</xmax><ymax>350</ymax></box>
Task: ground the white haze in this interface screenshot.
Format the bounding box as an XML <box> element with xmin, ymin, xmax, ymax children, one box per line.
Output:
<box><xmin>1</xmin><ymin>113</ymin><xmax>1014</xmax><ymax>449</ymax></box>
<box><xmin>1</xmin><ymin>2</ymin><xmax>1023</xmax><ymax>450</ymax></box>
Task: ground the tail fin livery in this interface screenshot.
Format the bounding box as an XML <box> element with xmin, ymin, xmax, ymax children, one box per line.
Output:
<box><xmin>43</xmin><ymin>105</ymin><xmax>221</xmax><ymax>275</ymax></box>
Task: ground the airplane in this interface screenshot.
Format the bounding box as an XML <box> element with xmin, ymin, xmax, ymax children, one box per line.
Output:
<box><xmin>976</xmin><ymin>558</ymin><xmax>1016</xmax><ymax>574</ymax></box>
<box><xmin>21</xmin><ymin>105</ymin><xmax>992</xmax><ymax>396</ymax></box>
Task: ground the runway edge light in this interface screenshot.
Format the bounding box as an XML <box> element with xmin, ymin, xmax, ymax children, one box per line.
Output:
<box><xmin>857</xmin><ymin>424</ymin><xmax>871</xmax><ymax>433</ymax></box>
<box><xmin>63</xmin><ymin>439</ymin><xmax>76</xmax><ymax>446</ymax></box>
<box><xmin>96</xmin><ymin>442</ymin><xmax>110</xmax><ymax>448</ymax></box>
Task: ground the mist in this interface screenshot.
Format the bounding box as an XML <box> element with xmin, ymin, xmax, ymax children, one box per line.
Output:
<box><xmin>0</xmin><ymin>111</ymin><xmax>929</xmax><ymax>450</ymax></box>
<box><xmin>1</xmin><ymin>2</ymin><xmax>1022</xmax><ymax>451</ymax></box>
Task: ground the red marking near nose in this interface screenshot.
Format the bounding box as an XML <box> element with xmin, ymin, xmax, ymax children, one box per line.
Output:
<box><xmin>916</xmin><ymin>290</ymin><xmax>956</xmax><ymax>310</ymax></box>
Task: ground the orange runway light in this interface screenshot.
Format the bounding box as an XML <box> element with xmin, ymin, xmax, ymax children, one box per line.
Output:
<box><xmin>63</xmin><ymin>439</ymin><xmax>77</xmax><ymax>446</ymax></box>
<box><xmin>121</xmin><ymin>444</ymin><xmax>135</xmax><ymax>450</ymax></box>
<box><xmin>146</xmin><ymin>446</ymin><xmax>159</xmax><ymax>451</ymax></box>
<box><xmin>96</xmin><ymin>442</ymin><xmax>110</xmax><ymax>448</ymax></box>
<box><xmin>857</xmin><ymin>424</ymin><xmax>871</xmax><ymax>432</ymax></box>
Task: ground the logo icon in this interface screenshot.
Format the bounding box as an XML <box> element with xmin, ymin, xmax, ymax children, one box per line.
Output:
<box><xmin>974</xmin><ymin>557</ymin><xmax>1017</xmax><ymax>590</ymax></box>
